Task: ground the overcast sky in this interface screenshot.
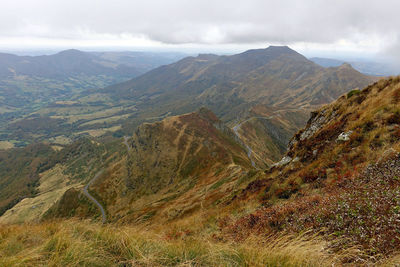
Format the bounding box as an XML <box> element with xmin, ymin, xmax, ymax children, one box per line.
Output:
<box><xmin>1</xmin><ymin>0</ymin><xmax>400</xmax><ymax>59</ymax></box>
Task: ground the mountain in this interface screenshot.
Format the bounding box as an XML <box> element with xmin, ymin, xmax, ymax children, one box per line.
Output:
<box><xmin>0</xmin><ymin>49</ymin><xmax>186</xmax><ymax>79</ymax></box>
<box><xmin>309</xmin><ymin>57</ymin><xmax>344</xmax><ymax>68</ymax></box>
<box><xmin>310</xmin><ymin>56</ymin><xmax>399</xmax><ymax>76</ymax></box>
<box><xmin>0</xmin><ymin>49</ymin><xmax>186</xmax><ymax>133</ymax></box>
<box><xmin>0</xmin><ymin>49</ymin><xmax>139</xmax><ymax>78</ymax></box>
<box><xmin>103</xmin><ymin>46</ymin><xmax>374</xmax><ymax>112</ymax></box>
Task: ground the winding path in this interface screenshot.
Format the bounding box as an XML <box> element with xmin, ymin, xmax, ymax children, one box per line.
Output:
<box><xmin>83</xmin><ymin>170</ymin><xmax>106</xmax><ymax>224</ymax></box>
<box><xmin>82</xmin><ymin>136</ymin><xmax>132</xmax><ymax>224</ymax></box>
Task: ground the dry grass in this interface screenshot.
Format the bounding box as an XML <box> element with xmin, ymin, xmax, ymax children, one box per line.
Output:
<box><xmin>0</xmin><ymin>219</ymin><xmax>337</xmax><ymax>267</ymax></box>
<box><xmin>0</xmin><ymin>141</ymin><xmax>14</xmax><ymax>150</ymax></box>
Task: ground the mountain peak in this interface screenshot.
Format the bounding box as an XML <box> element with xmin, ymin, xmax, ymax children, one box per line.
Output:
<box><xmin>55</xmin><ymin>49</ymin><xmax>88</xmax><ymax>57</ymax></box>
<box><xmin>197</xmin><ymin>53</ymin><xmax>219</xmax><ymax>60</ymax></box>
<box><xmin>338</xmin><ymin>62</ymin><xmax>353</xmax><ymax>69</ymax></box>
<box><xmin>197</xmin><ymin>107</ymin><xmax>220</xmax><ymax>123</ymax></box>
<box><xmin>265</xmin><ymin>45</ymin><xmax>294</xmax><ymax>52</ymax></box>
<box><xmin>238</xmin><ymin>45</ymin><xmax>305</xmax><ymax>62</ymax></box>
<box><xmin>263</xmin><ymin>45</ymin><xmax>305</xmax><ymax>58</ymax></box>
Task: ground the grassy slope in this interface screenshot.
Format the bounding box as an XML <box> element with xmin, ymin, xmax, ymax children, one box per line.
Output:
<box><xmin>221</xmin><ymin>76</ymin><xmax>400</xmax><ymax>262</ymax></box>
<box><xmin>0</xmin><ymin>219</ymin><xmax>337</xmax><ymax>266</ymax></box>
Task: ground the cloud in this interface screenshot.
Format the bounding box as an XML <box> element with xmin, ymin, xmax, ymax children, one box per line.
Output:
<box><xmin>0</xmin><ymin>0</ymin><xmax>399</xmax><ymax>54</ymax></box>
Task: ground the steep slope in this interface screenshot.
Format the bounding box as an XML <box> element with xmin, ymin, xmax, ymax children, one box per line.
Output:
<box><xmin>1</xmin><ymin>78</ymin><xmax>399</xmax><ymax>266</ymax></box>
<box><xmin>85</xmin><ymin>108</ymin><xmax>254</xmax><ymax>223</ymax></box>
<box><xmin>222</xmin><ymin>76</ymin><xmax>400</xmax><ymax>261</ymax></box>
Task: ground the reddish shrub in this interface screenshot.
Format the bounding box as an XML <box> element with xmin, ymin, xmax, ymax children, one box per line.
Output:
<box><xmin>392</xmin><ymin>88</ymin><xmax>400</xmax><ymax>103</ymax></box>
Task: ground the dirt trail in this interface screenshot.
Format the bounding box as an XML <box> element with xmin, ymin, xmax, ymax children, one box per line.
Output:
<box><xmin>83</xmin><ymin>136</ymin><xmax>132</xmax><ymax>224</ymax></box>
<box><xmin>83</xmin><ymin>170</ymin><xmax>106</xmax><ymax>224</ymax></box>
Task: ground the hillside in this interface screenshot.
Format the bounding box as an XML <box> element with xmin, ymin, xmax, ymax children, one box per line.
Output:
<box><xmin>220</xmin><ymin>76</ymin><xmax>400</xmax><ymax>263</ymax></box>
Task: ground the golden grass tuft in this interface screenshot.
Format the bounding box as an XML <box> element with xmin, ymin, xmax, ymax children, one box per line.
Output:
<box><xmin>0</xmin><ymin>219</ymin><xmax>338</xmax><ymax>266</ymax></box>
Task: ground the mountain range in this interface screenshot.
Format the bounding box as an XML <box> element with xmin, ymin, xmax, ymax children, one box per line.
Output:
<box><xmin>2</xmin><ymin>45</ymin><xmax>400</xmax><ymax>265</ymax></box>
<box><xmin>1</xmin><ymin>46</ymin><xmax>375</xmax><ymax>165</ymax></box>
<box><xmin>0</xmin><ymin>49</ymin><xmax>186</xmax><ymax>132</ymax></box>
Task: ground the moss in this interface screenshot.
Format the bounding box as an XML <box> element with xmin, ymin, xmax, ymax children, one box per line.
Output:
<box><xmin>347</xmin><ymin>89</ymin><xmax>361</xmax><ymax>99</ymax></box>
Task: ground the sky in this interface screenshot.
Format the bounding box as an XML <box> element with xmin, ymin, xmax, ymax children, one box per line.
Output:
<box><xmin>1</xmin><ymin>0</ymin><xmax>400</xmax><ymax>60</ymax></box>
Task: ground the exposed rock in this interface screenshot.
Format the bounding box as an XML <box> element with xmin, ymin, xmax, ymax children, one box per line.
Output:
<box><xmin>289</xmin><ymin>109</ymin><xmax>338</xmax><ymax>149</ymax></box>
<box><xmin>300</xmin><ymin>114</ymin><xmax>326</xmax><ymax>141</ymax></box>
<box><xmin>337</xmin><ymin>131</ymin><xmax>353</xmax><ymax>142</ymax></box>
<box><xmin>272</xmin><ymin>156</ymin><xmax>292</xmax><ymax>167</ymax></box>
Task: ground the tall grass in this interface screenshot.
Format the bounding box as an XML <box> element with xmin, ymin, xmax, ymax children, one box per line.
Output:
<box><xmin>0</xmin><ymin>219</ymin><xmax>336</xmax><ymax>266</ymax></box>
